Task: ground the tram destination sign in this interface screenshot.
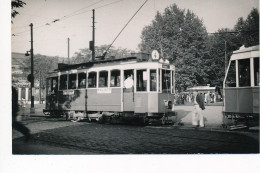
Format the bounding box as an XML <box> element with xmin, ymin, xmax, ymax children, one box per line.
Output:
<box><xmin>63</xmin><ymin>90</ymin><xmax>75</xmax><ymax>95</ymax></box>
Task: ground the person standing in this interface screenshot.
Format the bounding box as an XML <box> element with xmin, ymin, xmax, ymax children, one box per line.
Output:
<box><xmin>192</xmin><ymin>91</ymin><xmax>205</xmax><ymax>127</ymax></box>
<box><xmin>12</xmin><ymin>87</ymin><xmax>30</xmax><ymax>141</ymax></box>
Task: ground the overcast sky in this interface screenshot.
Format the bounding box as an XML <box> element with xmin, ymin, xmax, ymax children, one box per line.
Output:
<box><xmin>11</xmin><ymin>0</ymin><xmax>259</xmax><ymax>57</ymax></box>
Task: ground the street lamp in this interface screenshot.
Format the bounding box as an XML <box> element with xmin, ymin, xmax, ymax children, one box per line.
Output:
<box><xmin>25</xmin><ymin>23</ymin><xmax>35</xmax><ymax>114</ymax></box>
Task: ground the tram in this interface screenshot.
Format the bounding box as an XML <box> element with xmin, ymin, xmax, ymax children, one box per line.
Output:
<box><xmin>223</xmin><ymin>45</ymin><xmax>259</xmax><ymax>129</ymax></box>
<box><xmin>43</xmin><ymin>52</ymin><xmax>176</xmax><ymax>124</ymax></box>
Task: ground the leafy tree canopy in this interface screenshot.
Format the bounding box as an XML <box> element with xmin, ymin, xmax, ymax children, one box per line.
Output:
<box><xmin>11</xmin><ymin>0</ymin><xmax>26</xmax><ymax>20</ymax></box>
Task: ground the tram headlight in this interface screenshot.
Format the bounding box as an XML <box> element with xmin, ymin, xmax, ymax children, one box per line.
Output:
<box><xmin>164</xmin><ymin>100</ymin><xmax>172</xmax><ymax>109</ymax></box>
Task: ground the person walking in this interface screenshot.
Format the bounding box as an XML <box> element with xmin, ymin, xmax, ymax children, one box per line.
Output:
<box><xmin>192</xmin><ymin>91</ymin><xmax>205</xmax><ymax>127</ymax></box>
<box><xmin>12</xmin><ymin>87</ymin><xmax>30</xmax><ymax>141</ymax></box>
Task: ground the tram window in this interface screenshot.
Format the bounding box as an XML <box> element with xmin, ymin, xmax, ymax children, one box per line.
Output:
<box><xmin>150</xmin><ymin>69</ymin><xmax>157</xmax><ymax>91</ymax></box>
<box><xmin>136</xmin><ymin>69</ymin><xmax>147</xmax><ymax>92</ymax></box>
<box><xmin>225</xmin><ymin>61</ymin><xmax>236</xmax><ymax>87</ymax></box>
<box><xmin>46</xmin><ymin>78</ymin><xmax>51</xmax><ymax>94</ymax></box>
<box><xmin>238</xmin><ymin>59</ymin><xmax>250</xmax><ymax>87</ymax></box>
<box><xmin>88</xmin><ymin>72</ymin><xmax>96</xmax><ymax>88</ymax></box>
<box><xmin>51</xmin><ymin>77</ymin><xmax>58</xmax><ymax>92</ymax></box>
<box><xmin>59</xmin><ymin>74</ymin><xmax>68</xmax><ymax>90</ymax></box>
<box><xmin>99</xmin><ymin>71</ymin><xmax>108</xmax><ymax>87</ymax></box>
<box><xmin>162</xmin><ymin>70</ymin><xmax>171</xmax><ymax>92</ymax></box>
<box><xmin>254</xmin><ymin>58</ymin><xmax>259</xmax><ymax>86</ymax></box>
<box><xmin>110</xmin><ymin>70</ymin><xmax>120</xmax><ymax>87</ymax></box>
<box><xmin>68</xmin><ymin>73</ymin><xmax>77</xmax><ymax>89</ymax></box>
<box><xmin>78</xmin><ymin>72</ymin><xmax>86</xmax><ymax>88</ymax></box>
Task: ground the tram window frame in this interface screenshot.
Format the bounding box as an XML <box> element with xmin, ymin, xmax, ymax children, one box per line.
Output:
<box><xmin>254</xmin><ymin>57</ymin><xmax>259</xmax><ymax>86</ymax></box>
<box><xmin>110</xmin><ymin>69</ymin><xmax>121</xmax><ymax>87</ymax></box>
<box><xmin>136</xmin><ymin>69</ymin><xmax>147</xmax><ymax>92</ymax></box>
<box><xmin>78</xmin><ymin>72</ymin><xmax>86</xmax><ymax>89</ymax></box>
<box><xmin>88</xmin><ymin>72</ymin><xmax>97</xmax><ymax>88</ymax></box>
<box><xmin>68</xmin><ymin>73</ymin><xmax>77</xmax><ymax>89</ymax></box>
<box><xmin>172</xmin><ymin>70</ymin><xmax>175</xmax><ymax>93</ymax></box>
<box><xmin>225</xmin><ymin>60</ymin><xmax>236</xmax><ymax>87</ymax></box>
<box><xmin>238</xmin><ymin>58</ymin><xmax>251</xmax><ymax>87</ymax></box>
<box><xmin>99</xmin><ymin>71</ymin><xmax>108</xmax><ymax>88</ymax></box>
<box><xmin>150</xmin><ymin>69</ymin><xmax>157</xmax><ymax>92</ymax></box>
<box><xmin>162</xmin><ymin>69</ymin><xmax>171</xmax><ymax>93</ymax></box>
<box><xmin>59</xmin><ymin>74</ymin><xmax>68</xmax><ymax>90</ymax></box>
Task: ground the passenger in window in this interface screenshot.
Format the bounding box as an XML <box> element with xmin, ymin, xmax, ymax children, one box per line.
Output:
<box><xmin>124</xmin><ymin>74</ymin><xmax>134</xmax><ymax>89</ymax></box>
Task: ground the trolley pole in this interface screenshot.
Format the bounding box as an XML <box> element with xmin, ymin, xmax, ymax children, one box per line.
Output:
<box><xmin>224</xmin><ymin>41</ymin><xmax>227</xmax><ymax>74</ymax></box>
<box><xmin>68</xmin><ymin>37</ymin><xmax>70</xmax><ymax>64</ymax></box>
<box><xmin>92</xmin><ymin>9</ymin><xmax>95</xmax><ymax>61</ymax></box>
<box><xmin>30</xmin><ymin>23</ymin><xmax>35</xmax><ymax>113</ymax></box>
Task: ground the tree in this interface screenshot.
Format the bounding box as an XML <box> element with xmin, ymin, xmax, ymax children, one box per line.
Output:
<box><xmin>234</xmin><ymin>8</ymin><xmax>259</xmax><ymax>47</ymax></box>
<box><xmin>71</xmin><ymin>45</ymin><xmax>133</xmax><ymax>64</ymax></box>
<box><xmin>139</xmin><ymin>4</ymin><xmax>209</xmax><ymax>91</ymax></box>
<box><xmin>11</xmin><ymin>0</ymin><xmax>26</xmax><ymax>22</ymax></box>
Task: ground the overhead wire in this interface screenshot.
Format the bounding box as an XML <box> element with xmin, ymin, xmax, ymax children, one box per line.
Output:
<box><xmin>12</xmin><ymin>0</ymin><xmax>124</xmax><ymax>37</ymax></box>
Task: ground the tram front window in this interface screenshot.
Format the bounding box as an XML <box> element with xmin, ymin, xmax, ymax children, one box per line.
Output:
<box><xmin>59</xmin><ymin>74</ymin><xmax>67</xmax><ymax>90</ymax></box>
<box><xmin>68</xmin><ymin>74</ymin><xmax>77</xmax><ymax>89</ymax></box>
<box><xmin>225</xmin><ymin>61</ymin><xmax>236</xmax><ymax>87</ymax></box>
<box><xmin>238</xmin><ymin>59</ymin><xmax>250</xmax><ymax>87</ymax></box>
<box><xmin>150</xmin><ymin>69</ymin><xmax>157</xmax><ymax>91</ymax></box>
<box><xmin>136</xmin><ymin>69</ymin><xmax>147</xmax><ymax>92</ymax></box>
<box><xmin>254</xmin><ymin>58</ymin><xmax>259</xmax><ymax>86</ymax></box>
<box><xmin>162</xmin><ymin>69</ymin><xmax>170</xmax><ymax>92</ymax></box>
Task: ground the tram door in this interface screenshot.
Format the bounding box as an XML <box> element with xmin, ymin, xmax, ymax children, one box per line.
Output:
<box><xmin>123</xmin><ymin>70</ymin><xmax>135</xmax><ymax>111</ymax></box>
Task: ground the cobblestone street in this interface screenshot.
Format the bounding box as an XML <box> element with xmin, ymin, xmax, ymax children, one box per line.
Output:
<box><xmin>13</xmin><ymin>119</ymin><xmax>259</xmax><ymax>154</ymax></box>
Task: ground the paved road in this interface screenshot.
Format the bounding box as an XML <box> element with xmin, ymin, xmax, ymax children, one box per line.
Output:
<box><xmin>13</xmin><ymin>120</ymin><xmax>259</xmax><ymax>154</ymax></box>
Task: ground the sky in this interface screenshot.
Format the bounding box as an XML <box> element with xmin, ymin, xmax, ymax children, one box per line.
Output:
<box><xmin>11</xmin><ymin>0</ymin><xmax>259</xmax><ymax>57</ymax></box>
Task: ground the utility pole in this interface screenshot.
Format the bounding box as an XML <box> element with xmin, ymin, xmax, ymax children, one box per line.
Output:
<box><xmin>68</xmin><ymin>37</ymin><xmax>70</xmax><ymax>64</ymax></box>
<box><xmin>30</xmin><ymin>23</ymin><xmax>35</xmax><ymax>113</ymax></box>
<box><xmin>92</xmin><ymin>9</ymin><xmax>95</xmax><ymax>61</ymax></box>
<box><xmin>39</xmin><ymin>71</ymin><xmax>41</xmax><ymax>104</ymax></box>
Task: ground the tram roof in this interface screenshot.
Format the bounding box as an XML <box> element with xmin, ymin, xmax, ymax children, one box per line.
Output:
<box><xmin>231</xmin><ymin>45</ymin><xmax>259</xmax><ymax>60</ymax></box>
<box><xmin>53</xmin><ymin>53</ymin><xmax>174</xmax><ymax>72</ymax></box>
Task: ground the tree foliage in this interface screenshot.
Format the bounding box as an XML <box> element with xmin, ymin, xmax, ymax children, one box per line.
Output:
<box><xmin>139</xmin><ymin>4</ymin><xmax>209</xmax><ymax>91</ymax></box>
<box><xmin>139</xmin><ymin>5</ymin><xmax>259</xmax><ymax>91</ymax></box>
<box><xmin>71</xmin><ymin>45</ymin><xmax>132</xmax><ymax>64</ymax></box>
<box><xmin>11</xmin><ymin>0</ymin><xmax>26</xmax><ymax>20</ymax></box>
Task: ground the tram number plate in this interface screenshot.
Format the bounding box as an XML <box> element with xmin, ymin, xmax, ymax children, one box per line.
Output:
<box><xmin>97</xmin><ymin>88</ymin><xmax>112</xmax><ymax>94</ymax></box>
<box><xmin>63</xmin><ymin>90</ymin><xmax>74</xmax><ymax>95</ymax></box>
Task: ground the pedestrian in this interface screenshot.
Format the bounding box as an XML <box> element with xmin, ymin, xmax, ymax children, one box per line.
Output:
<box><xmin>12</xmin><ymin>86</ymin><xmax>30</xmax><ymax>141</ymax></box>
<box><xmin>192</xmin><ymin>91</ymin><xmax>205</xmax><ymax>127</ymax></box>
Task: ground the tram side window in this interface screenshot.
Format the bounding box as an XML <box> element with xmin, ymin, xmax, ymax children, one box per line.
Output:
<box><xmin>238</xmin><ymin>59</ymin><xmax>250</xmax><ymax>87</ymax></box>
<box><xmin>68</xmin><ymin>73</ymin><xmax>77</xmax><ymax>89</ymax></box>
<box><xmin>150</xmin><ymin>69</ymin><xmax>157</xmax><ymax>91</ymax></box>
<box><xmin>78</xmin><ymin>72</ymin><xmax>86</xmax><ymax>88</ymax></box>
<box><xmin>254</xmin><ymin>58</ymin><xmax>259</xmax><ymax>86</ymax></box>
<box><xmin>225</xmin><ymin>61</ymin><xmax>236</xmax><ymax>87</ymax></box>
<box><xmin>136</xmin><ymin>69</ymin><xmax>147</xmax><ymax>92</ymax></box>
<box><xmin>51</xmin><ymin>77</ymin><xmax>58</xmax><ymax>92</ymax></box>
<box><xmin>111</xmin><ymin>70</ymin><xmax>120</xmax><ymax>87</ymax></box>
<box><xmin>99</xmin><ymin>71</ymin><xmax>108</xmax><ymax>87</ymax></box>
<box><xmin>88</xmin><ymin>72</ymin><xmax>97</xmax><ymax>88</ymax></box>
<box><xmin>59</xmin><ymin>74</ymin><xmax>68</xmax><ymax>90</ymax></box>
<box><xmin>162</xmin><ymin>70</ymin><xmax>171</xmax><ymax>92</ymax></box>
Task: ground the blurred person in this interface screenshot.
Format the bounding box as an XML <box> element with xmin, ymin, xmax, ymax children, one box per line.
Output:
<box><xmin>12</xmin><ymin>87</ymin><xmax>30</xmax><ymax>141</ymax></box>
<box><xmin>192</xmin><ymin>91</ymin><xmax>205</xmax><ymax>127</ymax></box>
